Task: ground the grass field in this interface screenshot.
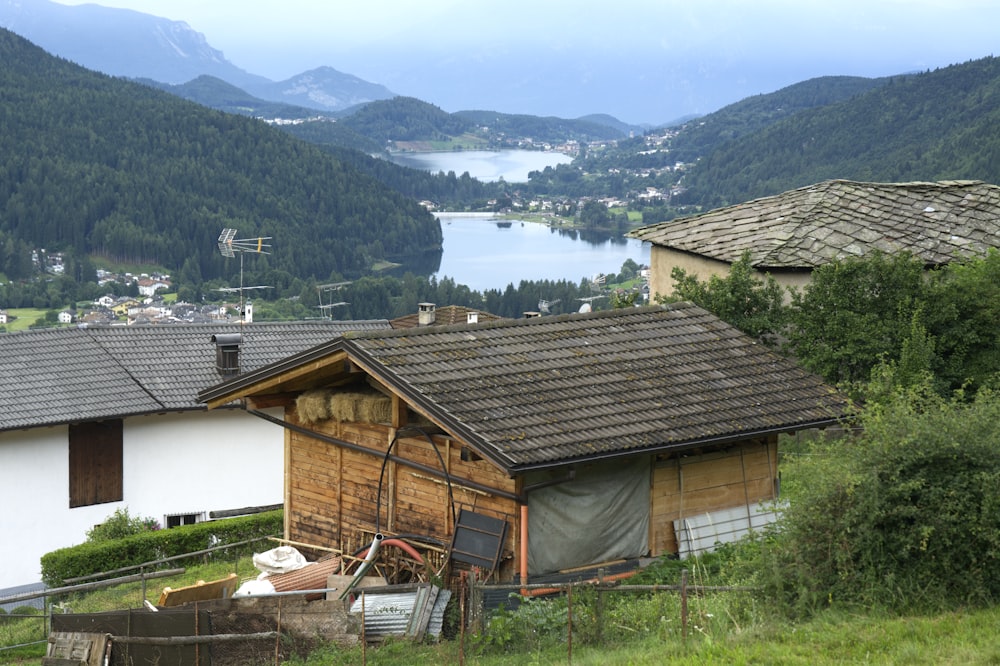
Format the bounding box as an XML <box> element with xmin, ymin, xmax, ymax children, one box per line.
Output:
<box><xmin>1</xmin><ymin>308</ymin><xmax>58</xmax><ymax>332</ymax></box>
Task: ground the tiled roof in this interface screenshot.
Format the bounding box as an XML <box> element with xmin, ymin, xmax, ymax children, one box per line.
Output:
<box><xmin>628</xmin><ymin>180</ymin><xmax>1000</xmax><ymax>269</ymax></box>
<box><xmin>0</xmin><ymin>321</ymin><xmax>389</xmax><ymax>432</ymax></box>
<box><xmin>390</xmin><ymin>305</ymin><xmax>504</xmax><ymax>329</ymax></box>
<box><xmin>207</xmin><ymin>305</ymin><xmax>847</xmax><ymax>472</ymax></box>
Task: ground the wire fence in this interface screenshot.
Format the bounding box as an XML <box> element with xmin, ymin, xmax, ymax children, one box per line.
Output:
<box><xmin>460</xmin><ymin>569</ymin><xmax>760</xmax><ymax>662</ymax></box>
<box><xmin>0</xmin><ymin>536</ymin><xmax>270</xmax><ymax>661</ymax></box>
<box><xmin>3</xmin><ymin>548</ymin><xmax>759</xmax><ymax>664</ymax></box>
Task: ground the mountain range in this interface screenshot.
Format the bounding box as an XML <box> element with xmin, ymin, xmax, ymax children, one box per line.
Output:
<box><xmin>0</xmin><ymin>27</ymin><xmax>441</xmax><ymax>293</ymax></box>
<box><xmin>0</xmin><ymin>0</ymin><xmax>396</xmax><ymax>113</ymax></box>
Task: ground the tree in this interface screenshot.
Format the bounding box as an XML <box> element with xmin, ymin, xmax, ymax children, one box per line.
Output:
<box><xmin>785</xmin><ymin>251</ymin><xmax>926</xmax><ymax>386</ymax></box>
<box><xmin>923</xmin><ymin>249</ymin><xmax>1000</xmax><ymax>394</ymax></box>
<box><xmin>659</xmin><ymin>250</ymin><xmax>787</xmax><ymax>341</ymax></box>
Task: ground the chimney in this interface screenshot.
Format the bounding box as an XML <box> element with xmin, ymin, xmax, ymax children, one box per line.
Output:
<box><xmin>524</xmin><ymin>311</ymin><xmax>542</xmax><ymax>318</ymax></box>
<box><xmin>211</xmin><ymin>333</ymin><xmax>243</xmax><ymax>377</ymax></box>
<box><xmin>467</xmin><ymin>311</ymin><xmax>479</xmax><ymax>324</ymax></box>
<box><xmin>418</xmin><ymin>302</ymin><xmax>436</xmax><ymax>326</ymax></box>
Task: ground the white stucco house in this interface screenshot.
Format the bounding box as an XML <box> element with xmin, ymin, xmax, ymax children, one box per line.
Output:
<box><xmin>628</xmin><ymin>179</ymin><xmax>1000</xmax><ymax>301</ymax></box>
<box><xmin>0</xmin><ymin>319</ymin><xmax>389</xmax><ymax>590</ymax></box>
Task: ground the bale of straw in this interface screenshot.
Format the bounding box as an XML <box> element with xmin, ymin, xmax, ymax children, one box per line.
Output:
<box><xmin>328</xmin><ymin>392</ymin><xmax>356</xmax><ymax>422</ymax></box>
<box><xmin>328</xmin><ymin>391</ymin><xmax>392</xmax><ymax>423</ymax></box>
<box><xmin>296</xmin><ymin>389</ymin><xmax>332</xmax><ymax>424</ymax></box>
<box><xmin>360</xmin><ymin>394</ymin><xmax>391</xmax><ymax>423</ymax></box>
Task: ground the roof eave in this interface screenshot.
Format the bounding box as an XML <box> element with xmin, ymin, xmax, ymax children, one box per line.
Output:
<box><xmin>501</xmin><ymin>416</ymin><xmax>844</xmax><ymax>475</ymax></box>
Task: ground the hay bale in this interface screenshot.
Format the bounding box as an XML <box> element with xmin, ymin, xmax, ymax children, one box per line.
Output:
<box><xmin>327</xmin><ymin>391</ymin><xmax>392</xmax><ymax>423</ymax></box>
<box><xmin>328</xmin><ymin>392</ymin><xmax>360</xmax><ymax>422</ymax></box>
<box><xmin>297</xmin><ymin>389</ymin><xmax>332</xmax><ymax>424</ymax></box>
<box><xmin>360</xmin><ymin>394</ymin><xmax>391</xmax><ymax>423</ymax></box>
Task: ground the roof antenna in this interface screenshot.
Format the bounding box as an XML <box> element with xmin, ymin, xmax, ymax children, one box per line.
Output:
<box><xmin>217</xmin><ymin>228</ymin><xmax>272</xmax><ymax>325</ymax></box>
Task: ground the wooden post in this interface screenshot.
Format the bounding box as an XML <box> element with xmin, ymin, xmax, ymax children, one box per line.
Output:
<box><xmin>596</xmin><ymin>567</ymin><xmax>605</xmax><ymax>645</ymax></box>
<box><xmin>567</xmin><ymin>583</ymin><xmax>573</xmax><ymax>664</ymax></box>
<box><xmin>680</xmin><ymin>568</ymin><xmax>689</xmax><ymax>641</ymax></box>
<box><xmin>274</xmin><ymin>597</ymin><xmax>282</xmax><ymax>665</ymax></box>
<box><xmin>459</xmin><ymin>572</ymin><xmax>467</xmax><ymax>666</ymax></box>
<box><xmin>361</xmin><ymin>591</ymin><xmax>367</xmax><ymax>666</ymax></box>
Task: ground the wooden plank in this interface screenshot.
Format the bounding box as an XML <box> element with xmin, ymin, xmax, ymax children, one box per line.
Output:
<box><xmin>158</xmin><ymin>573</ymin><xmax>239</xmax><ymax>607</ymax></box>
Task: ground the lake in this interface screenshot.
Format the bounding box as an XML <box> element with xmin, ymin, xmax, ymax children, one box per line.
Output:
<box><xmin>431</xmin><ymin>213</ymin><xmax>650</xmax><ymax>292</ymax></box>
<box><xmin>388</xmin><ymin>149</ymin><xmax>573</xmax><ymax>183</ymax></box>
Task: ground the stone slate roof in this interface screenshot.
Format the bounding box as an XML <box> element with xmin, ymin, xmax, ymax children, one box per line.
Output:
<box><xmin>390</xmin><ymin>305</ymin><xmax>504</xmax><ymax>329</ymax></box>
<box><xmin>201</xmin><ymin>304</ymin><xmax>847</xmax><ymax>472</ymax></box>
<box><xmin>0</xmin><ymin>321</ymin><xmax>389</xmax><ymax>432</ymax></box>
<box><xmin>628</xmin><ymin>180</ymin><xmax>1000</xmax><ymax>270</ymax></box>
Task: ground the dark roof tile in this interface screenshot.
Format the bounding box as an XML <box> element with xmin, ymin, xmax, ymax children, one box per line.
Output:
<box><xmin>0</xmin><ymin>320</ymin><xmax>389</xmax><ymax>431</ymax></box>
<box><xmin>629</xmin><ymin>180</ymin><xmax>1000</xmax><ymax>268</ymax></box>
<box><xmin>346</xmin><ymin>304</ymin><xmax>847</xmax><ymax>470</ymax></box>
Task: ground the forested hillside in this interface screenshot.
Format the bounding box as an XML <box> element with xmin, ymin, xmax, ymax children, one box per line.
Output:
<box><xmin>455</xmin><ymin>109</ymin><xmax>627</xmax><ymax>142</ymax></box>
<box><xmin>339</xmin><ymin>97</ymin><xmax>475</xmax><ymax>144</ymax></box>
<box><xmin>676</xmin><ymin>57</ymin><xmax>1000</xmax><ymax>208</ymax></box>
<box><xmin>0</xmin><ymin>29</ymin><xmax>440</xmax><ymax>286</ymax></box>
<box><xmin>666</xmin><ymin>75</ymin><xmax>894</xmax><ymax>162</ymax></box>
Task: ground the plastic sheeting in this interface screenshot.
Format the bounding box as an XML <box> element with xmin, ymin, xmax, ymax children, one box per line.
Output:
<box><xmin>674</xmin><ymin>500</ymin><xmax>786</xmax><ymax>559</ymax></box>
<box><xmin>526</xmin><ymin>457</ymin><xmax>650</xmax><ymax>575</ymax></box>
<box><xmin>252</xmin><ymin>545</ymin><xmax>307</xmax><ymax>575</ymax></box>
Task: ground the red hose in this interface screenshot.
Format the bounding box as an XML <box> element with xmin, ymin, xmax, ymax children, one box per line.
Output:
<box><xmin>354</xmin><ymin>538</ymin><xmax>428</xmax><ymax>569</ymax></box>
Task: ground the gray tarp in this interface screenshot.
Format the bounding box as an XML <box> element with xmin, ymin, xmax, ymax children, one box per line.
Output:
<box><xmin>526</xmin><ymin>456</ymin><xmax>650</xmax><ymax>576</ymax></box>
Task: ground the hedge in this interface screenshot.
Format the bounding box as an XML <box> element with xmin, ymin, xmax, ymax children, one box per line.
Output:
<box><xmin>40</xmin><ymin>510</ymin><xmax>283</xmax><ymax>587</ymax></box>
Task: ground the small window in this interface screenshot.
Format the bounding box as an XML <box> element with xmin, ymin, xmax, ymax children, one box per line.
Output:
<box><xmin>69</xmin><ymin>420</ymin><xmax>123</xmax><ymax>508</ymax></box>
<box><xmin>165</xmin><ymin>512</ymin><xmax>204</xmax><ymax>528</ymax></box>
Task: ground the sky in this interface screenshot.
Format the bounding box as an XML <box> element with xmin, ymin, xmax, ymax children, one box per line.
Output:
<box><xmin>52</xmin><ymin>0</ymin><xmax>1000</xmax><ymax>124</ymax></box>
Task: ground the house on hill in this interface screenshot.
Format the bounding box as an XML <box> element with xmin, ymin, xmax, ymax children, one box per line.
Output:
<box><xmin>198</xmin><ymin>304</ymin><xmax>847</xmax><ymax>585</ymax></box>
<box><xmin>0</xmin><ymin>320</ymin><xmax>389</xmax><ymax>589</ymax></box>
<box><xmin>628</xmin><ymin>180</ymin><xmax>1000</xmax><ymax>300</ymax></box>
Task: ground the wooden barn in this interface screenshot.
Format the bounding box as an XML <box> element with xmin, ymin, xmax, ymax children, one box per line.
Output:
<box><xmin>198</xmin><ymin>304</ymin><xmax>847</xmax><ymax>585</ymax></box>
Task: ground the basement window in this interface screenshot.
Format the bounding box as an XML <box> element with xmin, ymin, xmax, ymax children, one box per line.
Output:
<box><xmin>165</xmin><ymin>512</ymin><xmax>204</xmax><ymax>529</ymax></box>
<box><xmin>68</xmin><ymin>420</ymin><xmax>123</xmax><ymax>508</ymax></box>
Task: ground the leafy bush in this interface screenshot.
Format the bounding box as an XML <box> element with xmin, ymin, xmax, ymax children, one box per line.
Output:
<box><xmin>41</xmin><ymin>510</ymin><xmax>282</xmax><ymax>586</ymax></box>
<box><xmin>760</xmin><ymin>387</ymin><xmax>1000</xmax><ymax>616</ymax></box>
<box><xmin>86</xmin><ymin>507</ymin><xmax>160</xmax><ymax>542</ymax></box>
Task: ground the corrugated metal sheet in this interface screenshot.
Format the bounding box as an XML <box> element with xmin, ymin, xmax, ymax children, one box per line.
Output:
<box><xmin>674</xmin><ymin>500</ymin><xmax>786</xmax><ymax>559</ymax></box>
<box><xmin>349</xmin><ymin>586</ymin><xmax>451</xmax><ymax>640</ymax></box>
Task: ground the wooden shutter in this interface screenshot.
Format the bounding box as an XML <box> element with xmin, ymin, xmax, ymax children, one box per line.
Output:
<box><xmin>69</xmin><ymin>420</ymin><xmax>123</xmax><ymax>508</ymax></box>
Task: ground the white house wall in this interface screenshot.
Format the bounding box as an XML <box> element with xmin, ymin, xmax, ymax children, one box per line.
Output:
<box><xmin>122</xmin><ymin>408</ymin><xmax>285</xmax><ymax>529</ymax></box>
<box><xmin>0</xmin><ymin>408</ymin><xmax>285</xmax><ymax>590</ymax></box>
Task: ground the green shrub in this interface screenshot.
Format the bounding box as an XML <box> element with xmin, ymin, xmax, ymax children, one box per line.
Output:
<box><xmin>760</xmin><ymin>387</ymin><xmax>1000</xmax><ymax>616</ymax></box>
<box><xmin>86</xmin><ymin>507</ymin><xmax>160</xmax><ymax>542</ymax></box>
<box><xmin>10</xmin><ymin>605</ymin><xmax>40</xmax><ymax>616</ymax></box>
<box><xmin>40</xmin><ymin>510</ymin><xmax>282</xmax><ymax>586</ymax></box>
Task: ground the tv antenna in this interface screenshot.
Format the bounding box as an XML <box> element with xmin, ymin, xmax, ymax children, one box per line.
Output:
<box><xmin>217</xmin><ymin>228</ymin><xmax>272</xmax><ymax>323</ymax></box>
<box><xmin>538</xmin><ymin>298</ymin><xmax>560</xmax><ymax>315</ymax></box>
<box><xmin>576</xmin><ymin>295</ymin><xmax>606</xmax><ymax>313</ymax></box>
<box><xmin>317</xmin><ymin>281</ymin><xmax>351</xmax><ymax>320</ymax></box>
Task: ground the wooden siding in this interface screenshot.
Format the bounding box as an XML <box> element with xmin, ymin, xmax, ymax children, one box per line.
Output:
<box><xmin>284</xmin><ymin>406</ymin><xmax>520</xmax><ymax>580</ymax></box>
<box><xmin>649</xmin><ymin>438</ymin><xmax>778</xmax><ymax>556</ymax></box>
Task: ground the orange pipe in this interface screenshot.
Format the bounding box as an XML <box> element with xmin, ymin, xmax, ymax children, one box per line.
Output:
<box><xmin>521</xmin><ymin>568</ymin><xmax>640</xmax><ymax>598</ymax></box>
<box><xmin>519</xmin><ymin>504</ymin><xmax>529</xmax><ymax>594</ymax></box>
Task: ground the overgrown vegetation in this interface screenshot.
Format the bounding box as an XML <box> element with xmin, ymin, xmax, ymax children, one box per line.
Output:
<box><xmin>662</xmin><ymin>249</ymin><xmax>1000</xmax><ymax>401</ymax></box>
<box><xmin>84</xmin><ymin>507</ymin><xmax>160</xmax><ymax>542</ymax></box>
<box><xmin>757</xmin><ymin>386</ymin><xmax>1000</xmax><ymax>617</ymax></box>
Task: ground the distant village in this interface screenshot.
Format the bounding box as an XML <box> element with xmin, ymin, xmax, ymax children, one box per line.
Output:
<box><xmin>0</xmin><ymin>251</ymin><xmax>246</xmax><ymax>328</ymax></box>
